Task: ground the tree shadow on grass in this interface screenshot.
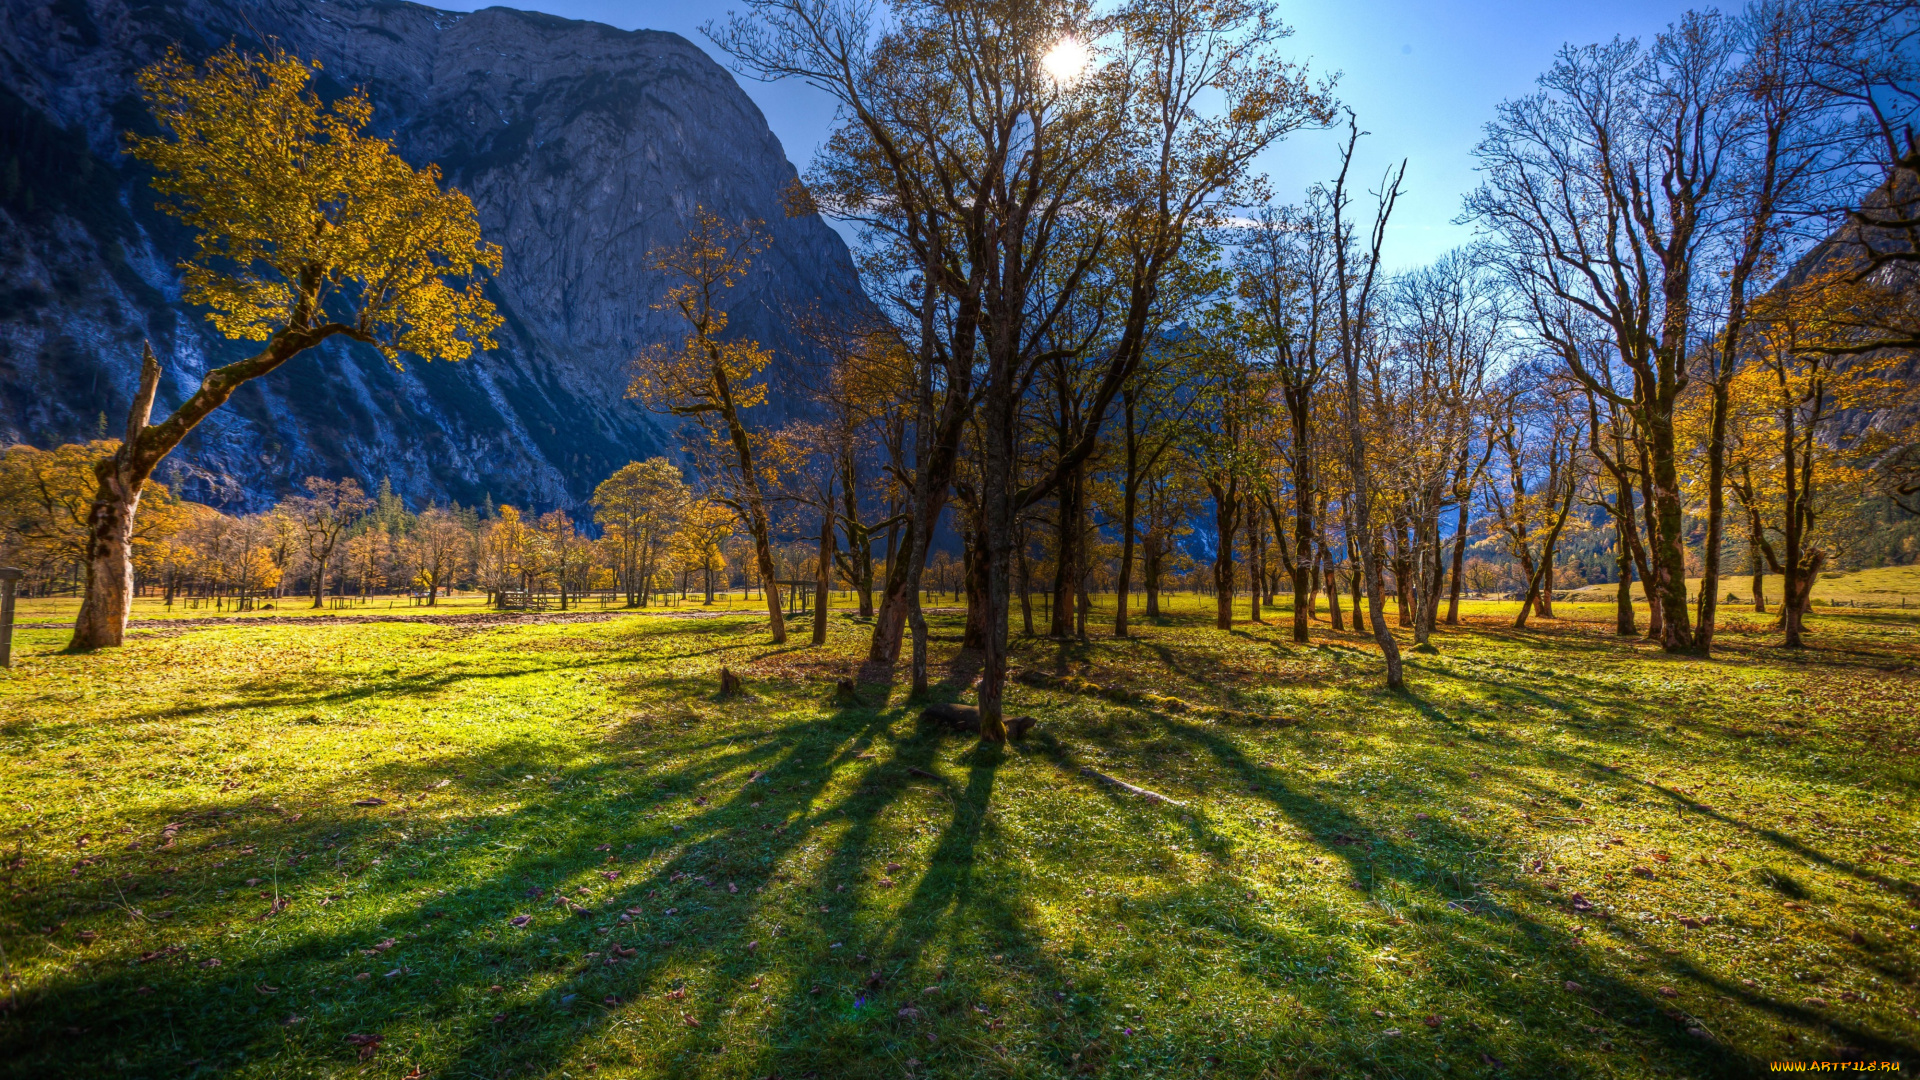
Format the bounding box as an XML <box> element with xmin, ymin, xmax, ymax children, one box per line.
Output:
<box><xmin>1141</xmin><ymin>711</ymin><xmax>1862</xmax><ymax>1077</ymax></box>
<box><xmin>2</xmin><ymin>679</ymin><xmax>1138</xmax><ymax>1079</ymax></box>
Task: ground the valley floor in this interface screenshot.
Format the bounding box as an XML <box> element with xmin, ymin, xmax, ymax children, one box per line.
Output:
<box><xmin>0</xmin><ymin>595</ymin><xmax>1915</xmax><ymax>1078</ymax></box>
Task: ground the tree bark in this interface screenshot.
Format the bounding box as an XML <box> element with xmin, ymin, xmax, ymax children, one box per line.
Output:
<box><xmin>1144</xmin><ymin>543</ymin><xmax>1162</xmax><ymax>617</ymax></box>
<box><xmin>1444</xmin><ymin>497</ymin><xmax>1468</xmax><ymax>627</ymax></box>
<box><xmin>1246</xmin><ymin>508</ymin><xmax>1264</xmax><ymax>624</ymax></box>
<box><xmin>813</xmin><ymin>496</ymin><xmax>834</xmax><ymax>646</ymax></box>
<box><xmin>73</xmin><ymin>345</ymin><xmax>162</xmax><ymax>650</ymax></box>
<box><xmin>1323</xmin><ymin>543</ymin><xmax>1345</xmax><ymax>631</ymax></box>
<box><xmin>1115</xmin><ymin>411</ymin><xmax>1140</xmax><ymax>638</ymax></box>
<box><xmin>74</xmin><ymin>322</ymin><xmax>353</xmax><ymax>650</ymax></box>
<box><xmin>1209</xmin><ymin>481</ymin><xmax>1238</xmax><ymax>630</ymax></box>
<box><xmin>1646</xmin><ymin>391</ymin><xmax>1696</xmax><ymax>652</ymax></box>
<box><xmin>1050</xmin><ymin>466</ymin><xmax>1082</xmax><ymax>638</ymax></box>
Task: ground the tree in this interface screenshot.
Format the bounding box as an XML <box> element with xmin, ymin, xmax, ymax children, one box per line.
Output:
<box><xmin>1</xmin><ymin>441</ymin><xmax>185</xmax><ymax>595</ymax></box>
<box><xmin>1109</xmin><ymin>254</ymin><xmax>1211</xmax><ymax>637</ymax></box>
<box><xmin>1329</xmin><ymin>115</ymin><xmax>1408</xmax><ymax>689</ymax></box>
<box><xmin>1135</xmin><ymin>463</ymin><xmax>1200</xmax><ymax>617</ymax></box>
<box><xmin>593</xmin><ymin>459</ymin><xmax>691</xmax><ymax>607</ymax></box>
<box><xmin>1468</xmin><ymin>29</ymin><xmax>1728</xmax><ymax>654</ymax></box>
<box><xmin>72</xmin><ymin>46</ymin><xmax>500</xmax><ymax>649</ymax></box>
<box><xmin>1484</xmin><ymin>367</ymin><xmax>1587</xmax><ymax>628</ymax></box>
<box><xmin>1237</xmin><ymin>200</ymin><xmax>1336</xmax><ymax>642</ymax></box>
<box><xmin>538</xmin><ymin>511</ymin><xmax>589</xmax><ymax>610</ymax></box>
<box><xmin>628</xmin><ymin>209</ymin><xmax>790</xmax><ymax>642</ymax></box>
<box><xmin>721</xmin><ymin>0</ymin><xmax>1332</xmax><ymax>738</ymax></box>
<box><xmin>1376</xmin><ymin>251</ymin><xmax>1499</xmax><ymax>643</ymax></box>
<box><xmin>1186</xmin><ymin>321</ymin><xmax>1261</xmax><ymax>630</ymax></box>
<box><xmin>411</xmin><ymin>506</ymin><xmax>470</xmax><ymax>605</ymax></box>
<box><xmin>673</xmin><ymin>500</ymin><xmax>736</xmax><ymax>604</ymax></box>
<box><xmin>1747</xmin><ymin>268</ymin><xmax>1910</xmax><ymax>645</ymax></box>
<box><xmin>288</xmin><ymin>477</ymin><xmax>371</xmax><ymax>608</ymax></box>
<box><xmin>480</xmin><ymin>506</ymin><xmax>539</xmax><ymax>603</ymax></box>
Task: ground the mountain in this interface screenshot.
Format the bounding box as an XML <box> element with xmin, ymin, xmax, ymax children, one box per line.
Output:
<box><xmin>0</xmin><ymin>0</ymin><xmax>868</xmax><ymax>512</ymax></box>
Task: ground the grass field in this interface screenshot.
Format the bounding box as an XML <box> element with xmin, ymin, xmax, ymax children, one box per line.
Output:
<box><xmin>1560</xmin><ymin>564</ymin><xmax>1920</xmax><ymax>607</ymax></box>
<box><xmin>7</xmin><ymin>590</ymin><xmax>779</xmax><ymax>625</ymax></box>
<box><xmin>1</xmin><ymin>593</ymin><xmax>1915</xmax><ymax>1078</ymax></box>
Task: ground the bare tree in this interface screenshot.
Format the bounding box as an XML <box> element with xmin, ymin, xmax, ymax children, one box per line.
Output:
<box><xmin>288</xmin><ymin>478</ymin><xmax>371</xmax><ymax>609</ymax></box>
<box><xmin>1329</xmin><ymin>114</ymin><xmax>1408</xmax><ymax>688</ymax></box>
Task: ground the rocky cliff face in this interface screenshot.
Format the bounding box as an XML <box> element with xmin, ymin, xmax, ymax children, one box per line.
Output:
<box><xmin>0</xmin><ymin>0</ymin><xmax>867</xmax><ymax>511</ymax></box>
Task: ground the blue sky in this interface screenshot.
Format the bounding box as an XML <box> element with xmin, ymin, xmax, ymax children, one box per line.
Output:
<box><xmin>439</xmin><ymin>0</ymin><xmax>1693</xmax><ymax>268</ymax></box>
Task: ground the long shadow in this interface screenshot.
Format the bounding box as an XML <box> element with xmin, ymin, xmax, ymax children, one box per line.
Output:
<box><xmin>0</xmin><ymin>692</ymin><xmax>911</xmax><ymax>1078</ymax></box>
<box><xmin>1143</xmin><ymin>711</ymin><xmax>1888</xmax><ymax>1076</ymax></box>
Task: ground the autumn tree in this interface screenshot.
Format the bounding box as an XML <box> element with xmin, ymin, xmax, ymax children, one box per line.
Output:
<box><xmin>673</xmin><ymin>499</ymin><xmax>737</xmax><ymax>604</ymax></box>
<box><xmin>286</xmin><ymin>477</ymin><xmax>371</xmax><ymax>608</ymax></box>
<box><xmin>629</xmin><ymin>209</ymin><xmax>790</xmax><ymax>642</ymax></box>
<box><xmin>1237</xmin><ymin>199</ymin><xmax>1337</xmax><ymax>642</ymax></box>
<box><xmin>721</xmin><ymin>0</ymin><xmax>1332</xmax><ymax>738</ymax></box>
<box><xmin>538</xmin><ymin>511</ymin><xmax>590</xmax><ymax>610</ymax></box>
<box><xmin>1376</xmin><ymin>251</ymin><xmax>1499</xmax><ymax>643</ymax></box>
<box><xmin>1468</xmin><ymin>27</ymin><xmax>1727</xmax><ymax>654</ymax></box>
<box><xmin>1483</xmin><ymin>366</ymin><xmax>1587</xmax><ymax>628</ymax></box>
<box><xmin>68</xmin><ymin>47</ymin><xmax>500</xmax><ymax>648</ymax></box>
<box><xmin>1186</xmin><ymin>319</ymin><xmax>1262</xmax><ymax>630</ymax></box>
<box><xmin>407</xmin><ymin>506</ymin><xmax>469</xmax><ymax>605</ymax></box>
<box><xmin>1747</xmin><ymin>268</ymin><xmax>1911</xmax><ymax>645</ymax></box>
<box><xmin>1</xmin><ymin>441</ymin><xmax>185</xmax><ymax>595</ymax></box>
<box><xmin>593</xmin><ymin>458</ymin><xmax>690</xmax><ymax>607</ymax></box>
<box><xmin>1328</xmin><ymin>115</ymin><xmax>1408</xmax><ymax>688</ymax></box>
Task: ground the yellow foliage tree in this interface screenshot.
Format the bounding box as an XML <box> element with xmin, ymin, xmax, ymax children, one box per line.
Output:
<box><xmin>1747</xmin><ymin>267</ymin><xmax>1911</xmax><ymax>646</ymax></box>
<box><xmin>592</xmin><ymin>458</ymin><xmax>690</xmax><ymax>607</ymax></box>
<box><xmin>671</xmin><ymin>499</ymin><xmax>736</xmax><ymax>605</ymax></box>
<box><xmin>628</xmin><ymin>208</ymin><xmax>789</xmax><ymax>642</ymax></box>
<box><xmin>0</xmin><ymin>440</ymin><xmax>188</xmax><ymax>595</ymax></box>
<box><xmin>72</xmin><ymin>45</ymin><xmax>502</xmax><ymax>649</ymax></box>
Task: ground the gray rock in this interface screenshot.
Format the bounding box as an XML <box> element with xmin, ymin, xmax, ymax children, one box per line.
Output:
<box><xmin>0</xmin><ymin>0</ymin><xmax>868</xmax><ymax>512</ymax></box>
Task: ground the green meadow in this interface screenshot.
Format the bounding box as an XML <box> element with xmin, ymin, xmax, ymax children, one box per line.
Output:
<box><xmin>1</xmin><ymin>596</ymin><xmax>1915</xmax><ymax>1078</ymax></box>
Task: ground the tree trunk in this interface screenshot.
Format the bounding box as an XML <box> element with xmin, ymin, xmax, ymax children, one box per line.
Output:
<box><xmin>963</xmin><ymin>525</ymin><xmax>988</xmax><ymax>651</ymax></box>
<box><xmin>1324</xmin><ymin>544</ymin><xmax>1345</xmax><ymax>631</ymax></box>
<box><xmin>1075</xmin><ymin>564</ymin><xmax>1090</xmax><ymax>641</ymax></box>
<box><xmin>1115</xmin><ymin>482</ymin><xmax>1138</xmax><ymax>638</ymax></box>
<box><xmin>1782</xmin><ymin>403</ymin><xmax>1808</xmax><ymax>649</ymax></box>
<box><xmin>72</xmin><ymin>470</ymin><xmax>142</xmax><ymax>649</ymax></box>
<box><xmin>71</xmin><ymin>346</ymin><xmax>162</xmax><ymax>651</ymax></box>
<box><xmin>1211</xmin><ymin>486</ymin><xmax>1237</xmax><ymax>630</ymax></box>
<box><xmin>813</xmin><ymin>500</ymin><xmax>834</xmax><ymax>646</ymax></box>
<box><xmin>1614</xmin><ymin>514</ymin><xmax>1636</xmax><ymax>636</ymax></box>
<box><xmin>975</xmin><ymin>372</ymin><xmax>1017</xmax><ymax>743</ymax></box>
<box><xmin>1445</xmin><ymin>498</ymin><xmax>1468</xmax><ymax>627</ymax></box>
<box><xmin>1145</xmin><ymin>545</ymin><xmax>1162</xmax><ymax>617</ymax></box>
<box><xmin>1050</xmin><ymin>465</ymin><xmax>1083</xmax><ymax>638</ymax></box>
<box><xmin>1646</xmin><ymin>400</ymin><xmax>1696</xmax><ymax>652</ymax></box>
<box><xmin>1247</xmin><ymin>509</ymin><xmax>1263</xmax><ymax>624</ymax></box>
<box><xmin>1607</xmin><ymin>470</ymin><xmax>1635</xmax><ymax>635</ymax></box>
<box><xmin>1347</xmin><ymin>527</ymin><xmax>1363</xmax><ymax>622</ymax></box>
<box><xmin>1537</xmin><ymin>549</ymin><xmax>1555</xmax><ymax>619</ymax></box>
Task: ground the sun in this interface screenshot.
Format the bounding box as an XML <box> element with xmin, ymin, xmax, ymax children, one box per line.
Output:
<box><xmin>1042</xmin><ymin>36</ymin><xmax>1090</xmax><ymax>84</ymax></box>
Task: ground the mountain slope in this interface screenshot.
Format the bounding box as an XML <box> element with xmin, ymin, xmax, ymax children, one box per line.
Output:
<box><xmin>0</xmin><ymin>0</ymin><xmax>867</xmax><ymax>511</ymax></box>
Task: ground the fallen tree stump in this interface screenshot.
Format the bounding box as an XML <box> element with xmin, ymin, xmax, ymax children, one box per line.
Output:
<box><xmin>918</xmin><ymin>702</ymin><xmax>1035</xmax><ymax>741</ymax></box>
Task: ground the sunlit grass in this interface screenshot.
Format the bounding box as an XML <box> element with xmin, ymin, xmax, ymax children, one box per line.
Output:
<box><xmin>0</xmin><ymin>593</ymin><xmax>1915</xmax><ymax>1078</ymax></box>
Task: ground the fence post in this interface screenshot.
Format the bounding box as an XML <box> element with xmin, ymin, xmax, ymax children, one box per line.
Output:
<box><xmin>0</xmin><ymin>567</ymin><xmax>21</xmax><ymax>669</ymax></box>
